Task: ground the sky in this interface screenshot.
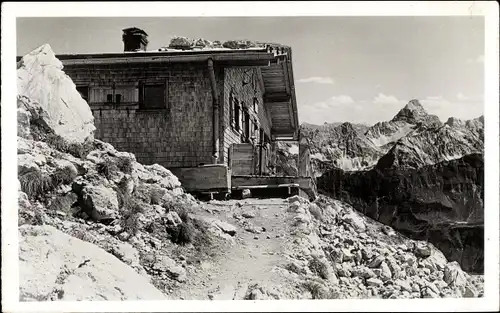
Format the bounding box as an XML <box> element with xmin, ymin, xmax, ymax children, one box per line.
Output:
<box><xmin>16</xmin><ymin>16</ymin><xmax>485</xmax><ymax>125</ymax></box>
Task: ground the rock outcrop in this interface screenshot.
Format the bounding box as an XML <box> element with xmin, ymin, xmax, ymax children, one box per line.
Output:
<box><xmin>19</xmin><ymin>225</ymin><xmax>166</xmax><ymax>301</ymax></box>
<box><xmin>17</xmin><ymin>44</ymin><xmax>95</xmax><ymax>144</ymax></box>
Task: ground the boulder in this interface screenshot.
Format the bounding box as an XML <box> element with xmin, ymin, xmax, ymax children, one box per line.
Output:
<box><xmin>366</xmin><ymin>278</ymin><xmax>383</xmax><ymax>287</ymax></box>
<box><xmin>404</xmin><ymin>254</ymin><xmax>416</xmax><ymax>266</ymax></box>
<box><xmin>335</xmin><ymin>264</ymin><xmax>351</xmax><ymax>278</ymax></box>
<box><xmin>241</xmin><ymin>189</ymin><xmax>251</xmax><ymax>199</ymax></box>
<box><xmin>288</xmin><ymin>201</ymin><xmax>302</xmax><ymax>212</ymax></box>
<box><xmin>425</xmin><ymin>281</ymin><xmax>440</xmax><ymax>295</ymax></box>
<box><xmin>330</xmin><ymin>248</ymin><xmax>344</xmax><ymax>263</ymax></box>
<box><xmin>386</xmin><ymin>256</ymin><xmax>403</xmax><ymax>279</ymax></box>
<box><xmin>463</xmin><ymin>283</ymin><xmax>479</xmax><ymax>298</ymax></box>
<box><xmin>52</xmin><ymin>159</ymin><xmax>78</xmax><ymax>179</ymax></box>
<box><xmin>18</xmin><ymin>106</ymin><xmax>32</xmax><ymax>138</ymax></box>
<box><xmin>222</xmin><ymin>40</ymin><xmax>240</xmax><ymax>49</ymax></box>
<box><xmin>152</xmin><ymin>255</ymin><xmax>187</xmax><ymax>282</ymax></box>
<box><xmin>394</xmin><ymin>279</ymin><xmax>412</xmax><ymax>292</ymax></box>
<box><xmin>47</xmin><ymin>192</ymin><xmax>78</xmax><ymax>213</ymax></box>
<box><xmin>435</xmin><ymin>279</ymin><xmax>448</xmax><ymax>289</ymax></box>
<box><xmin>354</xmin><ymin>249</ymin><xmax>363</xmax><ymax>264</ymax></box>
<box><xmin>212</xmin><ymin>40</ymin><xmax>223</xmax><ymax>48</ymax></box>
<box><xmin>242</xmin><ymin>211</ymin><xmax>256</xmax><ymax>219</ymax></box>
<box><xmin>414</xmin><ymin>242</ymin><xmax>432</xmax><ymax>258</ymax></box>
<box><xmin>341</xmin><ymin>248</ymin><xmax>355</xmax><ymax>262</ymax></box>
<box><xmin>422</xmin><ymin>248</ymin><xmax>448</xmax><ymax>272</ymax></box>
<box><xmin>243</xmin><ymin>223</ymin><xmax>262</xmax><ymax>234</ymax></box>
<box><xmin>422</xmin><ymin>289</ymin><xmax>439</xmax><ymax>298</ymax></box>
<box><xmin>381</xmin><ymin>225</ymin><xmax>397</xmax><ymax>236</ymax></box>
<box><xmin>194</xmin><ymin>38</ymin><xmax>212</xmax><ymax>48</ymax></box>
<box><xmin>379</xmin><ymin>261</ymin><xmax>392</xmax><ymax>280</ymax></box>
<box><xmin>367</xmin><ymin>255</ymin><xmax>385</xmax><ymax>268</ymax></box>
<box><xmin>17</xmin><ymin>44</ymin><xmax>95</xmax><ymax>144</ymax></box>
<box><xmin>294</xmin><ymin>213</ymin><xmax>311</xmax><ymax>224</ymax></box>
<box><xmin>213</xmin><ymin>220</ymin><xmax>237</xmax><ymax>236</ymax></box>
<box><xmin>361</xmin><ymin>247</ymin><xmax>375</xmax><ymax>261</ymax></box>
<box><xmin>169</xmin><ymin>36</ymin><xmax>193</xmax><ymax>49</ymax></box>
<box><xmin>443</xmin><ymin>261</ymin><xmax>468</xmax><ymax>288</ymax></box>
<box><xmin>19</xmin><ymin>225</ymin><xmax>165</xmax><ymax>301</ymax></box>
<box><xmin>80</xmin><ymin>185</ymin><xmax>119</xmax><ymax>221</ymax></box>
<box><xmin>18</xmin><ymin>154</ymin><xmax>46</xmax><ymax>174</ymax></box>
<box><xmin>343</xmin><ymin>212</ymin><xmax>366</xmax><ymax>231</ymax></box>
<box><xmin>142</xmin><ymin>164</ymin><xmax>181</xmax><ymax>189</ymax></box>
<box><xmin>165</xmin><ymin>211</ymin><xmax>183</xmax><ymax>227</ymax></box>
<box><xmin>287</xmin><ymin>195</ymin><xmax>308</xmax><ymax>204</ymax></box>
<box><xmin>352</xmin><ymin>266</ymin><xmax>376</xmax><ymax>279</ymax></box>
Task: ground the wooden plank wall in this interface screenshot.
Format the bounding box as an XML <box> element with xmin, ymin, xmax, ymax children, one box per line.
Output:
<box><xmin>230</xmin><ymin>143</ymin><xmax>257</xmax><ymax>175</ymax></box>
<box><xmin>169</xmin><ymin>165</ymin><xmax>230</xmax><ymax>192</ymax></box>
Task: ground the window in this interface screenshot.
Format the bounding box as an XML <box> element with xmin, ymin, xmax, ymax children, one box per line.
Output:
<box><xmin>76</xmin><ymin>86</ymin><xmax>89</xmax><ymax>102</ymax></box>
<box><xmin>106</xmin><ymin>94</ymin><xmax>113</xmax><ymax>103</ymax></box>
<box><xmin>243</xmin><ymin>108</ymin><xmax>250</xmax><ymax>142</ymax></box>
<box><xmin>114</xmin><ymin>85</ymin><xmax>139</xmax><ymax>104</ymax></box>
<box><xmin>253</xmin><ymin>97</ymin><xmax>259</xmax><ymax>114</ymax></box>
<box><xmin>234</xmin><ymin>99</ymin><xmax>241</xmax><ymax>132</ymax></box>
<box><xmin>141</xmin><ymin>84</ymin><xmax>166</xmax><ymax>110</ymax></box>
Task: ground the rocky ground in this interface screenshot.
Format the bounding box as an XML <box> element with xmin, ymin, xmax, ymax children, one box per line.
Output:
<box><xmin>169</xmin><ymin>195</ymin><xmax>484</xmax><ymax>300</ymax></box>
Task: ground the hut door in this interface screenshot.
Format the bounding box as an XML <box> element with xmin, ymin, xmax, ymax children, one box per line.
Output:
<box><xmin>230</xmin><ymin>143</ymin><xmax>258</xmax><ymax>175</ymax></box>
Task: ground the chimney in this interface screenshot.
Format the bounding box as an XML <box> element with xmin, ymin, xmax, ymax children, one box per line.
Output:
<box><xmin>122</xmin><ymin>27</ymin><xmax>149</xmax><ymax>52</ymax></box>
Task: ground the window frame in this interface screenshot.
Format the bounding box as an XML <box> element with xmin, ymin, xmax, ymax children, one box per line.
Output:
<box><xmin>243</xmin><ymin>107</ymin><xmax>251</xmax><ymax>143</ymax></box>
<box><xmin>233</xmin><ymin>99</ymin><xmax>241</xmax><ymax>133</ymax></box>
<box><xmin>76</xmin><ymin>85</ymin><xmax>90</xmax><ymax>103</ymax></box>
<box><xmin>139</xmin><ymin>81</ymin><xmax>168</xmax><ymax>111</ymax></box>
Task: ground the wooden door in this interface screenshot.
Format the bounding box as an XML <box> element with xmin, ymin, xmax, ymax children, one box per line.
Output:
<box><xmin>230</xmin><ymin>143</ymin><xmax>258</xmax><ymax>175</ymax></box>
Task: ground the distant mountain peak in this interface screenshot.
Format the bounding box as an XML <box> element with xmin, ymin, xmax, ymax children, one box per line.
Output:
<box><xmin>405</xmin><ymin>99</ymin><xmax>425</xmax><ymax>111</ymax></box>
<box><xmin>391</xmin><ymin>99</ymin><xmax>429</xmax><ymax>123</ymax></box>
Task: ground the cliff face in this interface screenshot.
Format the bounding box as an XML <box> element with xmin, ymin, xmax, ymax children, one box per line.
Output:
<box><xmin>317</xmin><ymin>153</ymin><xmax>484</xmax><ymax>273</ymax></box>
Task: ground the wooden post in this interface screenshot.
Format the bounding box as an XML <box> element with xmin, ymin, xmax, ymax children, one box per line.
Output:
<box><xmin>259</xmin><ymin>128</ymin><xmax>264</xmax><ymax>175</ymax></box>
<box><xmin>270</xmin><ymin>141</ymin><xmax>277</xmax><ymax>175</ymax></box>
<box><xmin>298</xmin><ymin>136</ymin><xmax>310</xmax><ymax>177</ymax></box>
<box><xmin>207</xmin><ymin>58</ymin><xmax>220</xmax><ymax>164</ymax></box>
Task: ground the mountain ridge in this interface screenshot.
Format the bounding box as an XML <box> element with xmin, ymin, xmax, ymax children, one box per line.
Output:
<box><xmin>279</xmin><ymin>99</ymin><xmax>483</xmax><ymax>175</ymax></box>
